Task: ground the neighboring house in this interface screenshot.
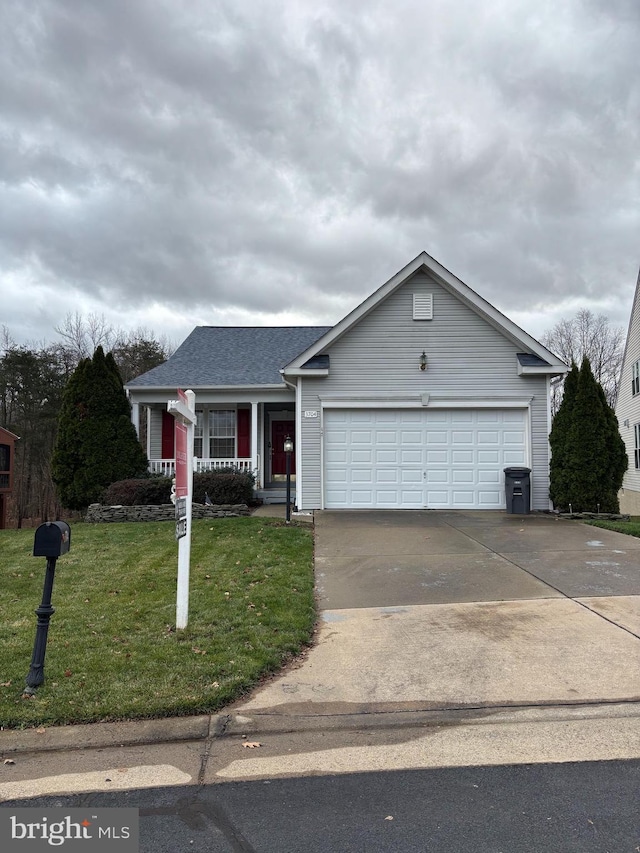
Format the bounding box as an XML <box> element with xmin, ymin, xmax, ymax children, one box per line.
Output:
<box><xmin>615</xmin><ymin>267</ymin><xmax>640</xmax><ymax>514</ymax></box>
<box><xmin>126</xmin><ymin>252</ymin><xmax>567</xmax><ymax>511</ymax></box>
<box><xmin>0</xmin><ymin>426</ymin><xmax>19</xmax><ymax>529</ymax></box>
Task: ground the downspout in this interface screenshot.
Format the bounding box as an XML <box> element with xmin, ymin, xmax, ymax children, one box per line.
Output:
<box><xmin>280</xmin><ymin>370</ymin><xmax>301</xmax><ymax>510</ymax></box>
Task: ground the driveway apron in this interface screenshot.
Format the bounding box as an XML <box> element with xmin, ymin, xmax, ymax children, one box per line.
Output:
<box><xmin>235</xmin><ymin>511</ymin><xmax>640</xmax><ymax>718</ymax></box>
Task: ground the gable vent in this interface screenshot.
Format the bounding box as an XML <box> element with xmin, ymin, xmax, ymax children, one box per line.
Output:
<box><xmin>413</xmin><ymin>293</ymin><xmax>433</xmax><ymax>320</ymax></box>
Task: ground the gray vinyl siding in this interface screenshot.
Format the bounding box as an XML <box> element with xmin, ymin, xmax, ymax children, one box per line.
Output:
<box><xmin>299</xmin><ymin>272</ymin><xmax>551</xmax><ymax>510</ymax></box>
<box><xmin>616</xmin><ymin>277</ymin><xmax>640</xmax><ymax>495</ymax></box>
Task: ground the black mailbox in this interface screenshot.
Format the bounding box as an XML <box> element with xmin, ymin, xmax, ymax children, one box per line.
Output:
<box><xmin>33</xmin><ymin>521</ymin><xmax>71</xmax><ymax>557</ymax></box>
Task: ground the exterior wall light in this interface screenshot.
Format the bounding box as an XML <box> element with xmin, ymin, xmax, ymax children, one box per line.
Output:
<box><xmin>420</xmin><ymin>351</ymin><xmax>427</xmax><ymax>371</ymax></box>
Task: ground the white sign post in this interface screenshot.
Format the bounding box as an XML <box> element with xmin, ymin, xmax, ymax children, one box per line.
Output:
<box><xmin>167</xmin><ymin>389</ymin><xmax>197</xmax><ymax>630</ymax></box>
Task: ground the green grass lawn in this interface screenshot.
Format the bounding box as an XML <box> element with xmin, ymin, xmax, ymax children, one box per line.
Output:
<box><xmin>0</xmin><ymin>518</ymin><xmax>315</xmax><ymax>729</ymax></box>
<box><xmin>584</xmin><ymin>518</ymin><xmax>640</xmax><ymax>538</ymax></box>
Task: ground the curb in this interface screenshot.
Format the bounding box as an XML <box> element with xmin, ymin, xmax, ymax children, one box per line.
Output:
<box><xmin>3</xmin><ymin>701</ymin><xmax>640</xmax><ymax>755</ymax></box>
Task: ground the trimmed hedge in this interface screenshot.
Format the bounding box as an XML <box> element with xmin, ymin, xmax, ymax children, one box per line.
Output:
<box><xmin>103</xmin><ymin>470</ymin><xmax>255</xmax><ymax>506</ymax></box>
<box><xmin>193</xmin><ymin>471</ymin><xmax>255</xmax><ymax>506</ymax></box>
<box><xmin>103</xmin><ymin>477</ymin><xmax>173</xmax><ymax>506</ymax></box>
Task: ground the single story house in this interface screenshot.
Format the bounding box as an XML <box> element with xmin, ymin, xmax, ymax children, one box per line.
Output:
<box><xmin>126</xmin><ymin>252</ymin><xmax>567</xmax><ymax>511</ymax></box>
<box><xmin>615</xmin><ymin>266</ymin><xmax>640</xmax><ymax>514</ymax></box>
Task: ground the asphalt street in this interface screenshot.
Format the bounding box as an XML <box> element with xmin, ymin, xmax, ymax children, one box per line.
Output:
<box><xmin>4</xmin><ymin>759</ymin><xmax>639</xmax><ymax>853</ymax></box>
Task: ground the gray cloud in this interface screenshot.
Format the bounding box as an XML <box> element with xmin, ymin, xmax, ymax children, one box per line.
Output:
<box><xmin>1</xmin><ymin>0</ymin><xmax>638</xmax><ymax>347</ymax></box>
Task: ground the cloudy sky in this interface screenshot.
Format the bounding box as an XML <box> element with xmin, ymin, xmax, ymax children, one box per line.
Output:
<box><xmin>2</xmin><ymin>0</ymin><xmax>639</xmax><ymax>350</ymax></box>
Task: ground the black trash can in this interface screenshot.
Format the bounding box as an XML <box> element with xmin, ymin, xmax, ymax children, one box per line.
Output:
<box><xmin>504</xmin><ymin>467</ymin><xmax>531</xmax><ymax>514</ymax></box>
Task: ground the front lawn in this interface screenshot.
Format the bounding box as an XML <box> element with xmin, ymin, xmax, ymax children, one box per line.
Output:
<box><xmin>0</xmin><ymin>518</ymin><xmax>315</xmax><ymax>729</ymax></box>
<box><xmin>584</xmin><ymin>519</ymin><xmax>640</xmax><ymax>538</ymax></box>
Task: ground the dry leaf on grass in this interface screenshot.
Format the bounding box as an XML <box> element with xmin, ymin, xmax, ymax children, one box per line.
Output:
<box><xmin>242</xmin><ymin>742</ymin><xmax>261</xmax><ymax>749</ymax></box>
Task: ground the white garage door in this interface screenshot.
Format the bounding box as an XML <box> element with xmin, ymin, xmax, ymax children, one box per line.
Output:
<box><xmin>324</xmin><ymin>409</ymin><xmax>528</xmax><ymax>509</ymax></box>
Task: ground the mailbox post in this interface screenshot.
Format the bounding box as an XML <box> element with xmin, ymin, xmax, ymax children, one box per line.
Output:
<box><xmin>24</xmin><ymin>521</ymin><xmax>71</xmax><ymax>695</ymax></box>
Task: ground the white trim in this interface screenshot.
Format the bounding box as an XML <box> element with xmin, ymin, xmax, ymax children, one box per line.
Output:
<box><xmin>146</xmin><ymin>406</ymin><xmax>151</xmax><ymax>460</ymax></box>
<box><xmin>525</xmin><ymin>405</ymin><xmax>533</xmax><ymax>477</ymax></box>
<box><xmin>319</xmin><ymin>397</ymin><xmax>534</xmax><ymax>410</ymax></box>
<box><xmin>251</xmin><ymin>401</ymin><xmax>259</xmax><ymax>488</ymax></box>
<box><xmin>295</xmin><ymin>378</ymin><xmax>302</xmax><ymax>508</ymax></box>
<box><xmin>280</xmin><ymin>368</ymin><xmax>329</xmax><ymax>378</ymax></box>
<box><xmin>546</xmin><ymin>375</ymin><xmax>553</xmax><ymax>510</ymax></box>
<box><xmin>283</xmin><ymin>252</ymin><xmax>568</xmax><ymax>375</ymax></box>
<box><xmin>320</xmin><ymin>406</ymin><xmax>325</xmax><ymax>511</ymax></box>
<box><xmin>126</xmin><ymin>383</ymin><xmax>287</xmax><ymax>392</ymax></box>
<box><xmin>517</xmin><ymin>364</ymin><xmax>558</xmax><ymax>376</ymax></box>
<box><xmin>131</xmin><ymin>402</ymin><xmax>141</xmax><ymax>438</ymax></box>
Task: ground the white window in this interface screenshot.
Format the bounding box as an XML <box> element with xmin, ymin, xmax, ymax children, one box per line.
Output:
<box><xmin>209</xmin><ymin>410</ymin><xmax>236</xmax><ymax>458</ymax></box>
<box><xmin>633</xmin><ymin>361</ymin><xmax>640</xmax><ymax>396</ymax></box>
<box><xmin>194</xmin><ymin>411</ymin><xmax>204</xmax><ymax>457</ymax></box>
<box><xmin>635</xmin><ymin>424</ymin><xmax>640</xmax><ymax>469</ymax></box>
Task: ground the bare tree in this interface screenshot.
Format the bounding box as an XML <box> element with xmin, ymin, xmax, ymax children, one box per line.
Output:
<box><xmin>54</xmin><ymin>311</ymin><xmax>118</xmax><ymax>368</ymax></box>
<box><xmin>542</xmin><ymin>309</ymin><xmax>625</xmax><ymax>415</ymax></box>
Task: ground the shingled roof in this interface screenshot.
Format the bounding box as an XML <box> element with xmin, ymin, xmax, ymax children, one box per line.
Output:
<box><xmin>126</xmin><ymin>326</ymin><xmax>332</xmax><ymax>388</ymax></box>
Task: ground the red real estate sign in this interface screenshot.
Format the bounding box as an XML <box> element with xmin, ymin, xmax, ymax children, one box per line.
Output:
<box><xmin>175</xmin><ymin>421</ymin><xmax>188</xmax><ymax>498</ymax></box>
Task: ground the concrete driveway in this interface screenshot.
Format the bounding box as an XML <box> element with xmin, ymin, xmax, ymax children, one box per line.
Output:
<box><xmin>235</xmin><ymin>511</ymin><xmax>640</xmax><ymax>719</ymax></box>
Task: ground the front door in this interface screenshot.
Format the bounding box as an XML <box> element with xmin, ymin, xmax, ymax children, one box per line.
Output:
<box><xmin>271</xmin><ymin>420</ymin><xmax>296</xmax><ymax>480</ymax></box>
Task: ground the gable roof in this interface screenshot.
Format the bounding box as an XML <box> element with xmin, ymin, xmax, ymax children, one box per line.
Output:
<box><xmin>126</xmin><ymin>326</ymin><xmax>332</xmax><ymax>389</ymax></box>
<box><xmin>283</xmin><ymin>251</ymin><xmax>568</xmax><ymax>376</ymax></box>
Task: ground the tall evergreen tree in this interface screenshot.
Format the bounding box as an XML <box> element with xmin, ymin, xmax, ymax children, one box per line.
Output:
<box><xmin>52</xmin><ymin>347</ymin><xmax>148</xmax><ymax>510</ymax></box>
<box><xmin>549</xmin><ymin>362</ymin><xmax>579</xmax><ymax>511</ymax></box>
<box><xmin>595</xmin><ymin>383</ymin><xmax>627</xmax><ymax>511</ymax></box>
<box><xmin>553</xmin><ymin>357</ymin><xmax>626</xmax><ymax>513</ymax></box>
<box><xmin>565</xmin><ymin>358</ymin><xmax>610</xmax><ymax>511</ymax></box>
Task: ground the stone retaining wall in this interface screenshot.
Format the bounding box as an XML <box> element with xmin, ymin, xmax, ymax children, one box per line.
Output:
<box><xmin>85</xmin><ymin>503</ymin><xmax>250</xmax><ymax>523</ymax></box>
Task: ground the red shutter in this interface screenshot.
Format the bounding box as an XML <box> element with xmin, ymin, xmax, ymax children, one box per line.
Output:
<box><xmin>237</xmin><ymin>409</ymin><xmax>250</xmax><ymax>457</ymax></box>
<box><xmin>161</xmin><ymin>411</ymin><xmax>175</xmax><ymax>458</ymax></box>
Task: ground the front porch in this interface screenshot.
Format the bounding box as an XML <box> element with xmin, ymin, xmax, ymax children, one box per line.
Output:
<box><xmin>137</xmin><ymin>400</ymin><xmax>297</xmax><ymax>498</ymax></box>
<box><xmin>146</xmin><ymin>460</ymin><xmax>295</xmax><ymax>505</ymax></box>
<box><xmin>148</xmin><ymin>458</ymin><xmax>255</xmax><ymax>477</ymax></box>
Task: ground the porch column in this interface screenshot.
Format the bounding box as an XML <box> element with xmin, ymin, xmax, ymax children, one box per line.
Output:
<box><xmin>146</xmin><ymin>406</ymin><xmax>152</xmax><ymax>460</ymax></box>
<box><xmin>131</xmin><ymin>402</ymin><xmax>141</xmax><ymax>438</ymax></box>
<box><xmin>251</xmin><ymin>401</ymin><xmax>260</xmax><ymax>488</ymax></box>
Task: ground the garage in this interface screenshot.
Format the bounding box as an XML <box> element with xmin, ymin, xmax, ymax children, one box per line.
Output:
<box><xmin>323</xmin><ymin>408</ymin><xmax>528</xmax><ymax>509</ymax></box>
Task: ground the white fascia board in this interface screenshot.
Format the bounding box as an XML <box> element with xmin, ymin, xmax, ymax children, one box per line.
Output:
<box><xmin>517</xmin><ymin>364</ymin><xmax>567</xmax><ymax>376</ymax></box>
<box><xmin>280</xmin><ymin>368</ymin><xmax>329</xmax><ymax>378</ymax></box>
<box><xmin>126</xmin><ymin>383</ymin><xmax>286</xmax><ymax>393</ymax></box>
<box><xmin>319</xmin><ymin>395</ymin><xmax>533</xmax><ymax>409</ymax></box>
<box><xmin>282</xmin><ymin>251</ymin><xmax>568</xmax><ymax>374</ymax></box>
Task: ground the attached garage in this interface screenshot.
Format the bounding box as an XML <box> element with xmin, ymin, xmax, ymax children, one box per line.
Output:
<box><xmin>323</xmin><ymin>408</ymin><xmax>529</xmax><ymax>510</ymax></box>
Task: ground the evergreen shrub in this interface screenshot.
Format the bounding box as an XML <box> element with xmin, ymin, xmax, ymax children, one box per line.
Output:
<box><xmin>102</xmin><ymin>470</ymin><xmax>255</xmax><ymax>506</ymax></box>
<box><xmin>103</xmin><ymin>477</ymin><xmax>172</xmax><ymax>506</ymax></box>
<box><xmin>193</xmin><ymin>470</ymin><xmax>255</xmax><ymax>505</ymax></box>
